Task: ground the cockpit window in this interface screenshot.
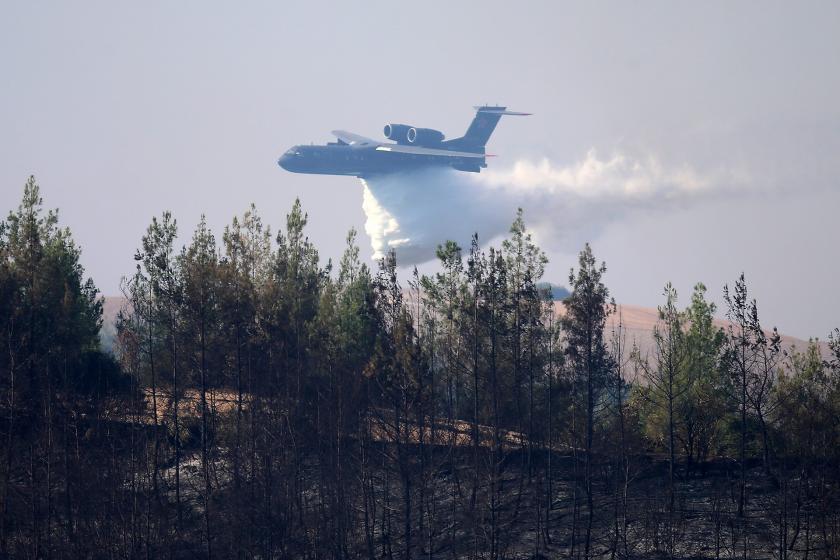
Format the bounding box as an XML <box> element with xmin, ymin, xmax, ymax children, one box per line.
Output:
<box><xmin>285</xmin><ymin>148</ymin><xmax>301</xmax><ymax>156</ymax></box>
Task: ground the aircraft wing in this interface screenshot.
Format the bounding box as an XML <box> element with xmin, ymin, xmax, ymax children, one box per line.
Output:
<box><xmin>375</xmin><ymin>144</ymin><xmax>485</xmax><ymax>159</ymax></box>
<box><xmin>331</xmin><ymin>130</ymin><xmax>379</xmax><ymax>146</ymax></box>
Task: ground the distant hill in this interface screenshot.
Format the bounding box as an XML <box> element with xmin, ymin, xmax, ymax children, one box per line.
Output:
<box><xmin>536</xmin><ymin>282</ymin><xmax>570</xmax><ymax>301</ymax></box>
<box><xmin>554</xmin><ymin>302</ymin><xmax>823</xmax><ymax>363</ymax></box>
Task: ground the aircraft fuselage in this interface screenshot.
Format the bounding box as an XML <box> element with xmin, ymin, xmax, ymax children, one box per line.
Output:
<box><xmin>278</xmin><ymin>143</ymin><xmax>484</xmax><ymax>178</ymax></box>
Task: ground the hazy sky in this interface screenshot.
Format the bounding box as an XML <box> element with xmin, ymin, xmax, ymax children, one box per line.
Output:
<box><xmin>2</xmin><ymin>2</ymin><xmax>838</xmax><ymax>338</ymax></box>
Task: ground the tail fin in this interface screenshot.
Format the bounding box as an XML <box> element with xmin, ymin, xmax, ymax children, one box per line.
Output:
<box><xmin>446</xmin><ymin>106</ymin><xmax>530</xmax><ymax>152</ymax></box>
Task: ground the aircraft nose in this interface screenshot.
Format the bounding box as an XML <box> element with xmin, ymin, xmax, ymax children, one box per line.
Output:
<box><xmin>279</xmin><ymin>147</ymin><xmax>301</xmax><ymax>171</ymax></box>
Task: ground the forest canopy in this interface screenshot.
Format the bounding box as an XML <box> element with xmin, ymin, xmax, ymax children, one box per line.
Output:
<box><xmin>1</xmin><ymin>177</ymin><xmax>839</xmax><ymax>558</ymax></box>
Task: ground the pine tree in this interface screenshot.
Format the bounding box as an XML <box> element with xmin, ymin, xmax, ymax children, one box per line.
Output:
<box><xmin>1</xmin><ymin>177</ymin><xmax>123</xmax><ymax>557</ymax></box>
<box><xmin>561</xmin><ymin>243</ymin><xmax>614</xmax><ymax>559</ymax></box>
<box><xmin>680</xmin><ymin>283</ymin><xmax>726</xmax><ymax>473</ymax></box>
<box><xmin>636</xmin><ymin>283</ymin><xmax>689</xmax><ymax>557</ymax></box>
<box><xmin>180</xmin><ymin>216</ymin><xmax>220</xmax><ymax>558</ymax></box>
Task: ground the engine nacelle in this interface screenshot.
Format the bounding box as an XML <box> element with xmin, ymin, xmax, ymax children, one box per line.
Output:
<box><xmin>383</xmin><ymin>123</ymin><xmax>412</xmax><ymax>142</ymax></box>
<box><xmin>407</xmin><ymin>127</ymin><xmax>445</xmax><ymax>145</ymax></box>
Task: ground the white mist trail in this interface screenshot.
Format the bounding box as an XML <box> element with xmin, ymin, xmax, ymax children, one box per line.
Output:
<box><xmin>361</xmin><ymin>150</ymin><xmax>750</xmax><ymax>264</ymax></box>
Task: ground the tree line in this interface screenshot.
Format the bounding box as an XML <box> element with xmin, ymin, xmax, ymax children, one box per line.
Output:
<box><xmin>1</xmin><ymin>177</ymin><xmax>839</xmax><ymax>558</ymax></box>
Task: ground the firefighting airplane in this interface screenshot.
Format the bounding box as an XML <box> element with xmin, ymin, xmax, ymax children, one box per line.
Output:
<box><xmin>278</xmin><ymin>106</ymin><xmax>529</xmax><ymax>178</ymax></box>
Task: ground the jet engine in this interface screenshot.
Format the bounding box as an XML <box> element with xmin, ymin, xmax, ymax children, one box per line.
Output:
<box><xmin>383</xmin><ymin>123</ymin><xmax>412</xmax><ymax>142</ymax></box>
<box><xmin>407</xmin><ymin>127</ymin><xmax>445</xmax><ymax>145</ymax></box>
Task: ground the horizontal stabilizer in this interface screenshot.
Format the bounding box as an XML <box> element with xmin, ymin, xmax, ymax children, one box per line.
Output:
<box><xmin>473</xmin><ymin>107</ymin><xmax>532</xmax><ymax>116</ymax></box>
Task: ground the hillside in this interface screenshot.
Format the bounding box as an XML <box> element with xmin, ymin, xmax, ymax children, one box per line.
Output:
<box><xmin>560</xmin><ymin>302</ymin><xmax>821</xmax><ymax>360</ymax></box>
